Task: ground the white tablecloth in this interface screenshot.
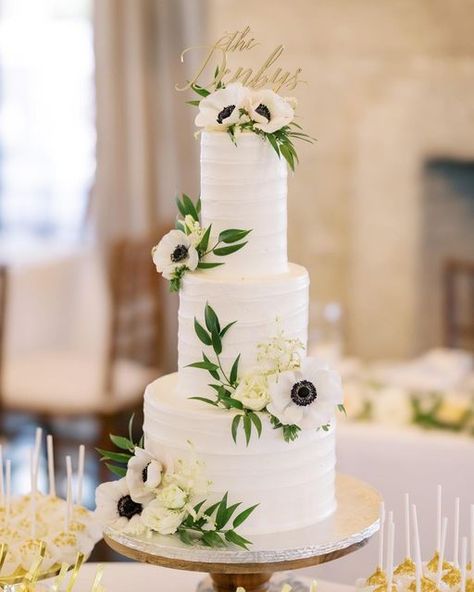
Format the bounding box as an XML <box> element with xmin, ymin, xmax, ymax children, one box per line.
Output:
<box><xmin>73</xmin><ymin>563</ymin><xmax>351</xmax><ymax>592</ymax></box>
<box><xmin>313</xmin><ymin>422</ymin><xmax>474</xmax><ymax>585</ymax></box>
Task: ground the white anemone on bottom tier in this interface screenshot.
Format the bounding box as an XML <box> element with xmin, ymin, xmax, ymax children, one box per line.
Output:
<box><xmin>177</xmin><ymin>263</ymin><xmax>309</xmax><ymax>400</ymax></box>
<box><xmin>143</xmin><ymin>373</ymin><xmax>337</xmax><ymax>536</ymax></box>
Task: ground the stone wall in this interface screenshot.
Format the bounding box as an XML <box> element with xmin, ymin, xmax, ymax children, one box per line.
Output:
<box><xmin>205</xmin><ymin>0</ymin><xmax>474</xmax><ymax>358</ymax></box>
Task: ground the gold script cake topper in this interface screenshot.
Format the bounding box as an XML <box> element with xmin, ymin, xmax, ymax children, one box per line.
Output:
<box><xmin>176</xmin><ymin>26</ymin><xmax>304</xmax><ymax>93</ymax></box>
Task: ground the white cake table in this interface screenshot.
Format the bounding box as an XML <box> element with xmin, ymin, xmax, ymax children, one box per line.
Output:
<box><xmin>73</xmin><ymin>563</ymin><xmax>352</xmax><ymax>592</ymax></box>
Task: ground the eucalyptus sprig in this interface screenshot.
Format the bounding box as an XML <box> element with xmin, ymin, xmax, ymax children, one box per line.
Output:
<box><xmin>188</xmin><ymin>303</ymin><xmax>262</xmax><ymax>446</ymax></box>
<box><xmin>96</xmin><ymin>414</ymin><xmax>143</xmax><ymax>478</ymax></box>
<box><xmin>177</xmin><ymin>492</ymin><xmax>257</xmax><ymax>549</ymax></box>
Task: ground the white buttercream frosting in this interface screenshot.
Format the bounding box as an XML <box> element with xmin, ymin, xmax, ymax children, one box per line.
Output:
<box><xmin>177</xmin><ymin>263</ymin><xmax>309</xmax><ymax>400</ymax></box>
<box><xmin>200</xmin><ymin>131</ymin><xmax>288</xmax><ymax>276</ymax></box>
<box><xmin>144</xmin><ymin>374</ymin><xmax>337</xmax><ymax>535</ymax></box>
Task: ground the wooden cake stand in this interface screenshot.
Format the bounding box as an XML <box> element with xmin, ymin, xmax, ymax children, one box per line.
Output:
<box><xmin>105</xmin><ymin>474</ymin><xmax>381</xmax><ymax>592</ymax></box>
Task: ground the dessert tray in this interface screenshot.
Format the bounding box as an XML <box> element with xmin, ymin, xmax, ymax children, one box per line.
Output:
<box><xmin>104</xmin><ymin>474</ymin><xmax>381</xmax><ymax>592</ymax></box>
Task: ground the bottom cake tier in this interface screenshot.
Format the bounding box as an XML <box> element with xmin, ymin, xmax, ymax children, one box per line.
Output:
<box><xmin>143</xmin><ymin>373</ymin><xmax>337</xmax><ymax>536</ymax></box>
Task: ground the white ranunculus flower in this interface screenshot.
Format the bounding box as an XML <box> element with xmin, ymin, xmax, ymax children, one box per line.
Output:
<box><xmin>166</xmin><ymin>455</ymin><xmax>209</xmax><ymax>499</ymax></box>
<box><xmin>152</xmin><ymin>230</ymin><xmax>199</xmax><ymax>280</ymax></box>
<box><xmin>195</xmin><ymin>83</ymin><xmax>249</xmax><ymax>131</ymax></box>
<box><xmin>232</xmin><ymin>371</ymin><xmax>270</xmax><ymax>411</ymax></box>
<box><xmin>434</xmin><ymin>391</ymin><xmax>471</xmax><ymax>426</ymax></box>
<box><xmin>245</xmin><ymin>88</ymin><xmax>294</xmax><ymax>133</ymax></box>
<box><xmin>157</xmin><ymin>484</ymin><xmax>188</xmax><ymax>510</ymax></box>
<box><xmin>94</xmin><ymin>478</ymin><xmax>144</xmax><ymax>534</ymax></box>
<box><xmin>126</xmin><ymin>447</ymin><xmax>163</xmax><ymax>504</ymax></box>
<box><xmin>267</xmin><ymin>357</ymin><xmax>343</xmax><ymax>430</ymax></box>
<box><xmin>371</xmin><ymin>386</ymin><xmax>413</xmax><ymax>427</ymax></box>
<box><xmin>141</xmin><ymin>500</ymin><xmax>185</xmax><ymax>535</ymax></box>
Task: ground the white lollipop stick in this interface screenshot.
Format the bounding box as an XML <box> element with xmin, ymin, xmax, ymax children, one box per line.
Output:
<box><xmin>65</xmin><ymin>455</ymin><xmax>73</xmax><ymax>531</ymax></box>
<box><xmin>404</xmin><ymin>492</ymin><xmax>411</xmax><ymax>559</ymax></box>
<box><xmin>436</xmin><ymin>517</ymin><xmax>448</xmax><ymax>587</ymax></box>
<box><xmin>460</xmin><ymin>537</ymin><xmax>467</xmax><ymax>592</ymax></box>
<box><xmin>454</xmin><ymin>497</ymin><xmax>460</xmax><ymax>567</ymax></box>
<box><xmin>47</xmin><ymin>435</ymin><xmax>56</xmax><ymax>497</ymax></box>
<box><xmin>412</xmin><ymin>504</ymin><xmax>422</xmax><ymax>592</ymax></box>
<box><xmin>470</xmin><ymin>505</ymin><xmax>474</xmax><ymax>571</ymax></box>
<box><xmin>0</xmin><ymin>444</ymin><xmax>4</xmax><ymax>506</ymax></box>
<box><xmin>437</xmin><ymin>484</ymin><xmax>442</xmax><ymax>552</ymax></box>
<box><xmin>387</xmin><ymin>519</ymin><xmax>395</xmax><ymax>592</ymax></box>
<box><xmin>5</xmin><ymin>459</ymin><xmax>11</xmax><ymax>523</ymax></box>
<box><xmin>77</xmin><ymin>445</ymin><xmax>85</xmax><ymax>506</ymax></box>
<box><xmin>33</xmin><ymin>427</ymin><xmax>42</xmax><ymax>490</ymax></box>
<box><xmin>378</xmin><ymin>501</ymin><xmax>386</xmax><ymax>570</ymax></box>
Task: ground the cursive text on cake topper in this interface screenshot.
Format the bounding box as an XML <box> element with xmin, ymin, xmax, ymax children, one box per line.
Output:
<box><xmin>176</xmin><ymin>26</ymin><xmax>304</xmax><ymax>93</ymax></box>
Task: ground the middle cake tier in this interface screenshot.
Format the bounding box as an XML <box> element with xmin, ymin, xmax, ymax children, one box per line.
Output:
<box><xmin>177</xmin><ymin>263</ymin><xmax>309</xmax><ymax>400</ymax></box>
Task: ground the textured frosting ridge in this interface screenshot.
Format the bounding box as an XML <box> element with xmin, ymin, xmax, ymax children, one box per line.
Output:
<box><xmin>144</xmin><ymin>375</ymin><xmax>337</xmax><ymax>535</ymax></box>
<box><xmin>177</xmin><ymin>263</ymin><xmax>309</xmax><ymax>400</ymax></box>
<box><xmin>200</xmin><ymin>132</ymin><xmax>288</xmax><ymax>276</ymax></box>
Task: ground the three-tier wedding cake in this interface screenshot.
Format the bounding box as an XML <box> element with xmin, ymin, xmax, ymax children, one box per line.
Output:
<box><xmin>96</xmin><ymin>75</ymin><xmax>344</xmax><ymax>545</ymax></box>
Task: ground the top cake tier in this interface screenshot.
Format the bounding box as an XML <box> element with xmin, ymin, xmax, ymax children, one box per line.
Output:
<box><xmin>200</xmin><ymin>131</ymin><xmax>288</xmax><ymax>277</ymax></box>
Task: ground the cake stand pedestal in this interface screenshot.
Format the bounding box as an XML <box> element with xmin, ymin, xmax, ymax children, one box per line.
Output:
<box><xmin>104</xmin><ymin>474</ymin><xmax>381</xmax><ymax>592</ymax></box>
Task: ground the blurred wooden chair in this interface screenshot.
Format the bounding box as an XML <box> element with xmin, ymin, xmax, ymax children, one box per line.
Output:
<box><xmin>444</xmin><ymin>258</ymin><xmax>474</xmax><ymax>352</ymax></box>
<box><xmin>1</xmin><ymin>236</ymin><xmax>164</xmax><ymax>446</ymax></box>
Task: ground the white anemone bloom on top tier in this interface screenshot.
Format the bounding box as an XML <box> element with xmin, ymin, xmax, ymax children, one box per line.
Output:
<box><xmin>195</xmin><ymin>83</ymin><xmax>249</xmax><ymax>130</ymax></box>
<box><xmin>152</xmin><ymin>229</ymin><xmax>198</xmax><ymax>280</ymax></box>
<box><xmin>267</xmin><ymin>357</ymin><xmax>343</xmax><ymax>430</ymax></box>
<box><xmin>245</xmin><ymin>88</ymin><xmax>295</xmax><ymax>133</ymax></box>
<box><xmin>95</xmin><ymin>478</ymin><xmax>146</xmax><ymax>535</ymax></box>
<box><xmin>126</xmin><ymin>447</ymin><xmax>164</xmax><ymax>504</ymax></box>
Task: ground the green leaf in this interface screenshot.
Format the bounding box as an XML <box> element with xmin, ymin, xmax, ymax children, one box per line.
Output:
<box><xmin>194</xmin><ymin>318</ymin><xmax>212</xmax><ymax>346</ymax></box>
<box><xmin>229</xmin><ymin>354</ymin><xmax>240</xmax><ymax>386</ymax></box>
<box><xmin>211</xmin><ymin>331</ymin><xmax>222</xmax><ymax>355</ymax></box>
<box><xmin>266</xmin><ymin>133</ymin><xmax>281</xmax><ymax>157</ymax></box>
<box><xmin>223</xmin><ymin>503</ymin><xmax>241</xmax><ymax>527</ymax></box>
<box><xmin>176</xmin><ymin>195</ymin><xmax>186</xmax><ymax>217</ymax></box>
<box><xmin>220</xmin><ymin>397</ymin><xmax>243</xmax><ymax>410</ymax></box>
<box><xmin>193</xmin><ymin>500</ymin><xmax>207</xmax><ymax>515</ymax></box>
<box><xmin>213</xmin><ymin>242</ymin><xmax>247</xmax><ymax>257</ymax></box>
<box><xmin>282</xmin><ymin>424</ymin><xmax>301</xmax><ymax>443</ymax></box>
<box><xmin>128</xmin><ymin>413</ymin><xmax>136</xmax><ymax>444</ymax></box>
<box><xmin>203</xmin><ymin>353</ymin><xmax>221</xmax><ymax>380</ymax></box>
<box><xmin>105</xmin><ymin>463</ymin><xmax>127</xmax><ymax>478</ymax></box>
<box><xmin>197</xmin><ymin>261</ymin><xmax>225</xmax><ymax>270</ymax></box>
<box><xmin>109</xmin><ymin>434</ymin><xmax>134</xmax><ymax>451</ymax></box>
<box><xmin>96</xmin><ymin>448</ymin><xmax>132</xmax><ymax>464</ymax></box>
<box><xmin>186</xmin><ymin>361</ymin><xmax>219</xmax><ymax>372</ymax></box>
<box><xmin>248</xmin><ymin>412</ymin><xmax>262</xmax><ymax>438</ymax></box>
<box><xmin>186</xmin><ymin>99</ymin><xmax>201</xmax><ymax>107</ymax></box>
<box><xmin>280</xmin><ymin>143</ymin><xmax>295</xmax><ymax>171</ymax></box>
<box><xmin>338</xmin><ymin>404</ymin><xmax>347</xmax><ymax>416</ymax></box>
<box><xmin>191</xmin><ymin>83</ymin><xmax>210</xmax><ymax>98</ymax></box>
<box><xmin>231</xmin><ymin>414</ymin><xmax>242</xmax><ymax>444</ymax></box>
<box><xmin>216</xmin><ymin>492</ymin><xmax>229</xmax><ymax>529</ymax></box>
<box><xmin>220</xmin><ymin>321</ymin><xmax>237</xmax><ymax>338</ymax></box>
<box><xmin>189</xmin><ymin>397</ymin><xmax>219</xmax><ymax>407</ymax></box>
<box><xmin>179</xmin><ymin>529</ymin><xmax>193</xmax><ymax>545</ymax></box>
<box><xmin>224</xmin><ymin>530</ymin><xmax>252</xmax><ymax>550</ymax></box>
<box><xmin>204</xmin><ymin>501</ymin><xmax>221</xmax><ymax>517</ymax></box>
<box><xmin>201</xmin><ymin>531</ymin><xmax>225</xmax><ymax>547</ymax></box>
<box><xmin>204</xmin><ymin>303</ymin><xmax>221</xmax><ymax>334</ymax></box>
<box><xmin>196</xmin><ymin>197</ymin><xmax>201</xmax><ymax>214</ymax></box>
<box><xmin>243</xmin><ymin>414</ymin><xmax>252</xmax><ymax>446</ymax></box>
<box><xmin>197</xmin><ymin>225</ymin><xmax>212</xmax><ymax>254</ymax></box>
<box><xmin>218</xmin><ymin>229</ymin><xmax>252</xmax><ymax>244</ymax></box>
<box><xmin>232</xmin><ymin>504</ymin><xmax>259</xmax><ymax>528</ymax></box>
<box><xmin>181</xmin><ymin>194</ymin><xmax>199</xmax><ymax>221</ymax></box>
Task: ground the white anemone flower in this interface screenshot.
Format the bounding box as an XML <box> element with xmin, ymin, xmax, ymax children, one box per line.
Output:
<box><xmin>152</xmin><ymin>229</ymin><xmax>199</xmax><ymax>280</ymax></box>
<box><xmin>94</xmin><ymin>478</ymin><xmax>145</xmax><ymax>534</ymax></box>
<box><xmin>245</xmin><ymin>88</ymin><xmax>294</xmax><ymax>133</ymax></box>
<box><xmin>126</xmin><ymin>447</ymin><xmax>164</xmax><ymax>504</ymax></box>
<box><xmin>195</xmin><ymin>83</ymin><xmax>249</xmax><ymax>130</ymax></box>
<box><xmin>267</xmin><ymin>357</ymin><xmax>343</xmax><ymax>430</ymax></box>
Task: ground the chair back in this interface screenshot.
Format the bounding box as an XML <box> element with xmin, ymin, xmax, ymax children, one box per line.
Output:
<box><xmin>444</xmin><ymin>258</ymin><xmax>474</xmax><ymax>351</ymax></box>
<box><xmin>0</xmin><ymin>266</ymin><xmax>7</xmax><ymax>404</ymax></box>
<box><xmin>104</xmin><ymin>235</ymin><xmax>164</xmax><ymax>393</ymax></box>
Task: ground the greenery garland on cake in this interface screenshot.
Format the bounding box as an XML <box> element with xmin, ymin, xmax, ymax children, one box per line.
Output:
<box><xmin>188</xmin><ymin>304</ymin><xmax>346</xmax><ymax>444</ymax></box>
<box><xmin>189</xmin><ymin>73</ymin><xmax>315</xmax><ymax>171</ymax></box>
<box><xmin>95</xmin><ymin>416</ymin><xmax>257</xmax><ymax>549</ymax></box>
<box><xmin>151</xmin><ymin>194</ymin><xmax>252</xmax><ymax>292</ymax></box>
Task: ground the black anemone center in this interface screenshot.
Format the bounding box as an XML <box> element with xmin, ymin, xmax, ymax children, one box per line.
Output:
<box><xmin>142</xmin><ymin>462</ymin><xmax>150</xmax><ymax>483</ymax></box>
<box><xmin>170</xmin><ymin>244</ymin><xmax>188</xmax><ymax>263</ymax></box>
<box><xmin>216</xmin><ymin>104</ymin><xmax>235</xmax><ymax>124</ymax></box>
<box><xmin>291</xmin><ymin>380</ymin><xmax>317</xmax><ymax>406</ymax></box>
<box><xmin>255</xmin><ymin>103</ymin><xmax>271</xmax><ymax>121</ymax></box>
<box><xmin>117</xmin><ymin>495</ymin><xmax>142</xmax><ymax>519</ymax></box>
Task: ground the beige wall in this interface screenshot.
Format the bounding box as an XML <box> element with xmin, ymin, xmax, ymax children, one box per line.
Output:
<box><xmin>205</xmin><ymin>0</ymin><xmax>474</xmax><ymax>359</ymax></box>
